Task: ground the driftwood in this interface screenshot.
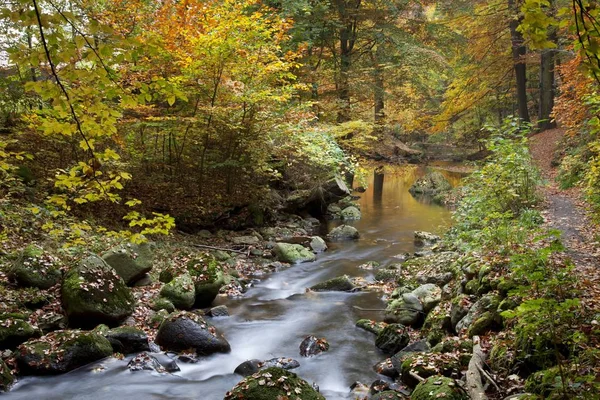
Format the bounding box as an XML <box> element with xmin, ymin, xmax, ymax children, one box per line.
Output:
<box><xmin>466</xmin><ymin>336</ymin><xmax>488</xmax><ymax>400</ymax></box>
<box><xmin>191</xmin><ymin>243</ymin><xmax>248</xmax><ymax>255</ymax></box>
<box><xmin>409</xmin><ymin>371</ymin><xmax>425</xmax><ymax>383</ymax></box>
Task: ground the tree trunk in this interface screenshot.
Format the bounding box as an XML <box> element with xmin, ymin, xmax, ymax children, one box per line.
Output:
<box><xmin>335</xmin><ymin>0</ymin><xmax>360</xmax><ymax>123</ymax></box>
<box><xmin>373</xmin><ymin>49</ymin><xmax>385</xmax><ymax>137</ymax></box>
<box><xmin>538</xmin><ymin>1</ymin><xmax>557</xmax><ymax>131</ymax></box>
<box><xmin>508</xmin><ymin>0</ymin><xmax>530</xmax><ymax>122</ymax></box>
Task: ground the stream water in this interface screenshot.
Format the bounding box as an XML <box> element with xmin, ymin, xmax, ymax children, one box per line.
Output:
<box><xmin>5</xmin><ymin>165</ymin><xmax>462</xmax><ymax>400</ymax></box>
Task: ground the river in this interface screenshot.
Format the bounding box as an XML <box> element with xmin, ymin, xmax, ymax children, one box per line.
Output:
<box><xmin>5</xmin><ymin>165</ymin><xmax>461</xmax><ymax>400</ymax></box>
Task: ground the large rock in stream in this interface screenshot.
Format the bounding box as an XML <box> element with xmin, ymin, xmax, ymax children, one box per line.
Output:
<box><xmin>273</xmin><ymin>243</ymin><xmax>316</xmax><ymax>264</ymax></box>
<box><xmin>225</xmin><ymin>367</ymin><xmax>325</xmax><ymax>400</ymax></box>
<box><xmin>155</xmin><ymin>311</ymin><xmax>230</xmax><ymax>355</ymax></box>
<box><xmin>409</xmin><ymin>171</ymin><xmax>452</xmax><ymax>198</ymax></box>
<box><xmin>159</xmin><ymin>273</ymin><xmax>195</xmax><ymax>310</ymax></box>
<box><xmin>16</xmin><ymin>330</ymin><xmax>113</xmax><ymax>375</ymax></box>
<box><xmin>310</xmin><ymin>275</ymin><xmax>356</xmax><ymax>292</ymax></box>
<box><xmin>327</xmin><ymin>224</ymin><xmax>359</xmax><ymax>241</ymax></box>
<box><xmin>61</xmin><ymin>255</ymin><xmax>135</xmax><ymax>328</ymax></box>
<box><xmin>0</xmin><ymin>314</ymin><xmax>40</xmax><ymax>350</ymax></box>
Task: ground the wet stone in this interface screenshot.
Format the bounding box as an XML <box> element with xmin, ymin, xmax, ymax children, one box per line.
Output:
<box><xmin>299</xmin><ymin>335</ymin><xmax>330</xmax><ymax>357</ymax></box>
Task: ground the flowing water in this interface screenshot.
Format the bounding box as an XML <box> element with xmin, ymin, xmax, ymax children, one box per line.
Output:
<box><xmin>5</xmin><ymin>165</ymin><xmax>462</xmax><ymax>400</ymax></box>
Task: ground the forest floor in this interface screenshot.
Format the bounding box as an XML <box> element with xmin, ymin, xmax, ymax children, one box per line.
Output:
<box><xmin>529</xmin><ymin>127</ymin><xmax>600</xmax><ymax>320</ymax></box>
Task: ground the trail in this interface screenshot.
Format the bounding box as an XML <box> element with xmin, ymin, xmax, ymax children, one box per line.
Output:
<box><xmin>529</xmin><ymin>127</ymin><xmax>600</xmax><ymax>308</ymax></box>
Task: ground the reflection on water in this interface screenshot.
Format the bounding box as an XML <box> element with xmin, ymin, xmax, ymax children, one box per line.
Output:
<box><xmin>5</xmin><ymin>165</ymin><xmax>458</xmax><ymax>400</ymax></box>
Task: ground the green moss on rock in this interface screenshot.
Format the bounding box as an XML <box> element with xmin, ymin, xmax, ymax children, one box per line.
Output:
<box><xmin>160</xmin><ymin>273</ymin><xmax>195</xmax><ymax>310</ymax></box>
<box><xmin>411</xmin><ymin>376</ymin><xmax>468</xmax><ymax>400</ymax></box>
<box><xmin>10</xmin><ymin>245</ymin><xmax>62</xmax><ymax>289</ymax></box>
<box><xmin>224</xmin><ymin>367</ymin><xmax>324</xmax><ymax>400</ymax></box>
<box><xmin>356</xmin><ymin>319</ymin><xmax>386</xmax><ymax>335</ymax></box>
<box><xmin>102</xmin><ymin>242</ymin><xmax>153</xmax><ymax>285</ymax></box>
<box><xmin>0</xmin><ymin>314</ymin><xmax>39</xmax><ymax>350</ymax></box>
<box><xmin>310</xmin><ymin>275</ymin><xmax>355</xmax><ymax>292</ymax></box>
<box><xmin>400</xmin><ymin>353</ymin><xmax>461</xmax><ymax>388</ymax></box>
<box><xmin>61</xmin><ymin>255</ymin><xmax>135</xmax><ymax>328</ymax></box>
<box><xmin>151</xmin><ymin>297</ymin><xmax>176</xmax><ymax>313</ymax></box>
<box><xmin>0</xmin><ymin>359</ymin><xmax>14</xmax><ymax>392</ymax></box>
<box><xmin>273</xmin><ymin>243</ymin><xmax>316</xmax><ymax>264</ymax></box>
<box><xmin>16</xmin><ymin>330</ymin><xmax>113</xmax><ymax>375</ymax></box>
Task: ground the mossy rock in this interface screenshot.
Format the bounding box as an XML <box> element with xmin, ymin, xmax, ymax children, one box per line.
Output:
<box><xmin>155</xmin><ymin>311</ymin><xmax>230</xmax><ymax>355</ymax></box>
<box><xmin>411</xmin><ymin>376</ymin><xmax>468</xmax><ymax>400</ymax></box>
<box><xmin>102</xmin><ymin>242</ymin><xmax>153</xmax><ymax>286</ymax></box>
<box><xmin>341</xmin><ymin>206</ymin><xmax>362</xmax><ymax>220</ymax></box>
<box><xmin>356</xmin><ymin>319</ymin><xmax>386</xmax><ymax>335</ymax></box>
<box><xmin>375</xmin><ymin>324</ymin><xmax>409</xmax><ymax>355</ymax></box>
<box><xmin>374</xmin><ymin>268</ymin><xmax>402</xmax><ymax>283</ymax></box>
<box><xmin>0</xmin><ymin>359</ymin><xmax>14</xmax><ymax>392</ymax></box>
<box><xmin>398</xmin><ymin>252</ymin><xmax>459</xmax><ymax>287</ymax></box>
<box><xmin>409</xmin><ymin>172</ymin><xmax>452</xmax><ymax>197</ymax></box>
<box><xmin>525</xmin><ymin>367</ymin><xmax>563</xmax><ymax>398</ymax></box>
<box><xmin>160</xmin><ymin>273</ymin><xmax>195</xmax><ymax>310</ymax></box>
<box><xmin>194</xmin><ymin>275</ymin><xmax>225</xmax><ymax>308</ymax></box>
<box><xmin>61</xmin><ymin>255</ymin><xmax>135</xmax><ymax>328</ymax></box>
<box><xmin>310</xmin><ymin>275</ymin><xmax>356</xmax><ymax>292</ymax></box>
<box><xmin>384</xmin><ymin>293</ymin><xmax>423</xmax><ymax>326</ymax></box>
<box><xmin>16</xmin><ymin>330</ymin><xmax>113</xmax><ymax>375</ymax></box>
<box><xmin>400</xmin><ymin>353</ymin><xmax>461</xmax><ymax>388</ymax></box>
<box><xmin>0</xmin><ymin>314</ymin><xmax>40</xmax><ymax>350</ymax></box>
<box><xmin>10</xmin><ymin>245</ymin><xmax>62</xmax><ymax>289</ymax></box>
<box><xmin>412</xmin><ymin>283</ymin><xmax>442</xmax><ymax>313</ymax></box>
<box><xmin>464</xmin><ymin>279</ymin><xmax>480</xmax><ymax>295</ymax></box>
<box><xmin>151</xmin><ymin>297</ymin><xmax>176</xmax><ymax>313</ymax></box>
<box><xmin>224</xmin><ymin>367</ymin><xmax>325</xmax><ymax>400</ymax></box>
<box><xmin>273</xmin><ymin>243</ymin><xmax>316</xmax><ymax>264</ymax></box>
<box><xmin>327</xmin><ymin>224</ymin><xmax>359</xmax><ymax>241</ymax></box>
<box><xmin>467</xmin><ymin>311</ymin><xmax>502</xmax><ymax>337</ymax></box>
<box><xmin>455</xmin><ymin>294</ymin><xmax>500</xmax><ymax>336</ymax></box>
<box><xmin>421</xmin><ymin>302</ymin><xmax>451</xmax><ymax>346</ymax></box>
<box><xmin>371</xmin><ymin>390</ymin><xmax>405</xmax><ymax>400</ymax></box>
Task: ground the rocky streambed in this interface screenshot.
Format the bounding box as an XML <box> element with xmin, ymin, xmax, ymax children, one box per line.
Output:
<box><xmin>1</xmin><ymin>166</ymin><xmax>479</xmax><ymax>399</ymax></box>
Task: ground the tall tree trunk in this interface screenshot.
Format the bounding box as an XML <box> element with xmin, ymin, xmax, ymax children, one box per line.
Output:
<box><xmin>538</xmin><ymin>1</ymin><xmax>556</xmax><ymax>131</ymax></box>
<box><xmin>372</xmin><ymin>49</ymin><xmax>385</xmax><ymax>137</ymax></box>
<box><xmin>335</xmin><ymin>0</ymin><xmax>360</xmax><ymax>123</ymax></box>
<box><xmin>508</xmin><ymin>0</ymin><xmax>530</xmax><ymax>122</ymax></box>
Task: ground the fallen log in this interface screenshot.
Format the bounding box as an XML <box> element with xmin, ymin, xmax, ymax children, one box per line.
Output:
<box><xmin>466</xmin><ymin>335</ymin><xmax>488</xmax><ymax>400</ymax></box>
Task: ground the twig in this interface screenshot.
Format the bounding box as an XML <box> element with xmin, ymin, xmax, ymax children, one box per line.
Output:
<box><xmin>476</xmin><ymin>364</ymin><xmax>501</xmax><ymax>393</ymax></box>
<box><xmin>409</xmin><ymin>371</ymin><xmax>425</xmax><ymax>383</ymax></box>
<box><xmin>191</xmin><ymin>243</ymin><xmax>247</xmax><ymax>255</ymax></box>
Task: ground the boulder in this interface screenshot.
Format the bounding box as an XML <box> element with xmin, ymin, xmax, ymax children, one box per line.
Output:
<box><xmin>327</xmin><ymin>224</ymin><xmax>359</xmax><ymax>241</ymax></box>
<box><xmin>310</xmin><ymin>275</ymin><xmax>356</xmax><ymax>292</ymax></box>
<box><xmin>326</xmin><ymin>204</ymin><xmax>342</xmax><ymax>219</ymax></box>
<box><xmin>414</xmin><ymin>231</ymin><xmax>441</xmax><ymax>247</ymax></box>
<box><xmin>455</xmin><ymin>294</ymin><xmax>501</xmax><ymax>336</ymax></box>
<box><xmin>61</xmin><ymin>255</ymin><xmax>135</xmax><ymax>328</ymax></box>
<box><xmin>374</xmin><ymin>358</ymin><xmax>397</xmax><ymax>378</ymax></box>
<box><xmin>208</xmin><ymin>305</ymin><xmax>229</xmax><ymax>317</ymax></box>
<box><xmin>235</xmin><ymin>357</ymin><xmax>300</xmax><ymax>377</ymax></box>
<box><xmin>299</xmin><ymin>335</ymin><xmax>330</xmax><ymax>357</ymax></box>
<box><xmin>105</xmin><ymin>326</ymin><xmax>149</xmax><ymax>354</ymax></box>
<box><xmin>155</xmin><ymin>311</ymin><xmax>230</xmax><ymax>356</ymax></box>
<box><xmin>341</xmin><ymin>206</ymin><xmax>362</xmax><ymax>220</ymax></box>
<box><xmin>127</xmin><ymin>352</ymin><xmax>167</xmax><ymax>373</ymax></box>
<box><xmin>16</xmin><ymin>330</ymin><xmax>113</xmax><ymax>375</ymax></box>
<box><xmin>10</xmin><ymin>245</ymin><xmax>62</xmax><ymax>289</ymax></box>
<box><xmin>194</xmin><ymin>279</ymin><xmax>223</xmax><ymax>308</ymax></box>
<box><xmin>102</xmin><ymin>242</ymin><xmax>153</xmax><ymax>286</ymax></box>
<box><xmin>408</xmin><ymin>171</ymin><xmax>452</xmax><ymax>197</ymax></box>
<box><xmin>400</xmin><ymin>353</ymin><xmax>461</xmax><ymax>388</ymax></box>
<box><xmin>160</xmin><ymin>273</ymin><xmax>195</xmax><ymax>310</ymax></box>
<box><xmin>273</xmin><ymin>243</ymin><xmax>316</xmax><ymax>264</ymax></box>
<box><xmin>421</xmin><ymin>302</ymin><xmax>452</xmax><ymax>346</ymax></box>
<box><xmin>224</xmin><ymin>367</ymin><xmax>325</xmax><ymax>400</ymax></box>
<box><xmin>0</xmin><ymin>314</ymin><xmax>39</xmax><ymax>350</ymax></box>
<box><xmin>375</xmin><ymin>324</ymin><xmax>409</xmax><ymax>355</ymax></box>
<box><xmin>384</xmin><ymin>293</ymin><xmax>423</xmax><ymax>326</ymax></box>
<box><xmin>356</xmin><ymin>319</ymin><xmax>387</xmax><ymax>335</ymax></box>
<box><xmin>309</xmin><ymin>236</ymin><xmax>328</xmax><ymax>253</ymax></box>
<box><xmin>390</xmin><ymin>339</ymin><xmax>431</xmax><ymax>373</ymax></box>
<box><xmin>411</xmin><ymin>376</ymin><xmax>468</xmax><ymax>400</ymax></box>
<box><xmin>151</xmin><ymin>298</ymin><xmax>176</xmax><ymax>313</ymax></box>
<box><xmin>0</xmin><ymin>359</ymin><xmax>14</xmax><ymax>392</ymax></box>
<box><xmin>412</xmin><ymin>284</ymin><xmax>442</xmax><ymax>313</ymax></box>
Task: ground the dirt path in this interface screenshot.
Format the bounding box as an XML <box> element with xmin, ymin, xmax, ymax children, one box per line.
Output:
<box><xmin>529</xmin><ymin>128</ymin><xmax>600</xmax><ymax>304</ymax></box>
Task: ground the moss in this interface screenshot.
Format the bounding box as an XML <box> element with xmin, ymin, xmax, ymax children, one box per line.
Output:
<box><xmin>11</xmin><ymin>245</ymin><xmax>61</xmax><ymax>289</ymax></box>
<box><xmin>411</xmin><ymin>376</ymin><xmax>468</xmax><ymax>400</ymax></box>
<box><xmin>400</xmin><ymin>353</ymin><xmax>461</xmax><ymax>388</ymax></box>
<box><xmin>61</xmin><ymin>256</ymin><xmax>135</xmax><ymax>328</ymax></box>
<box><xmin>310</xmin><ymin>275</ymin><xmax>355</xmax><ymax>292</ymax></box>
<box><xmin>525</xmin><ymin>367</ymin><xmax>563</xmax><ymax>398</ymax></box>
<box><xmin>224</xmin><ymin>367</ymin><xmax>324</xmax><ymax>400</ymax></box>
<box><xmin>355</xmin><ymin>319</ymin><xmax>386</xmax><ymax>335</ymax></box>
<box><xmin>464</xmin><ymin>279</ymin><xmax>479</xmax><ymax>295</ymax></box>
<box><xmin>160</xmin><ymin>273</ymin><xmax>195</xmax><ymax>310</ymax></box>
<box><xmin>0</xmin><ymin>316</ymin><xmax>39</xmax><ymax>350</ymax></box>
<box><xmin>371</xmin><ymin>391</ymin><xmax>404</xmax><ymax>400</ymax></box>
<box><xmin>151</xmin><ymin>297</ymin><xmax>176</xmax><ymax>313</ymax></box>
<box><xmin>422</xmin><ymin>302</ymin><xmax>452</xmax><ymax>346</ymax></box>
<box><xmin>273</xmin><ymin>243</ymin><xmax>316</xmax><ymax>264</ymax></box>
<box><xmin>0</xmin><ymin>359</ymin><xmax>14</xmax><ymax>392</ymax></box>
<box><xmin>467</xmin><ymin>311</ymin><xmax>502</xmax><ymax>337</ymax></box>
<box><xmin>150</xmin><ymin>309</ymin><xmax>170</xmax><ymax>327</ymax></box>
